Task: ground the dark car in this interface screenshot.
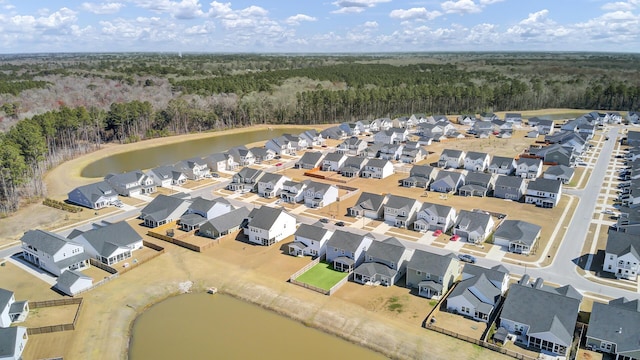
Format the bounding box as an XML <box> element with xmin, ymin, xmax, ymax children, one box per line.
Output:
<box><xmin>335</xmin><ymin>221</ymin><xmax>345</xmax><ymax>227</ymax></box>
<box><xmin>458</xmin><ymin>254</ymin><xmax>477</xmax><ymax>264</ymax></box>
<box><xmin>319</xmin><ymin>218</ymin><xmax>329</xmax><ymax>224</ymax></box>
<box><xmin>211</xmin><ymin>172</ymin><xmax>220</xmax><ymax>178</ymax></box>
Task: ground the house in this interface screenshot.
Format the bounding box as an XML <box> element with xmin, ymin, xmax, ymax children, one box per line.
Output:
<box><xmin>288</xmin><ymin>223</ymin><xmax>333</xmax><ymax>258</ymax></box>
<box><xmin>299</xmin><ymin>129</ymin><xmax>325</xmax><ymax>147</ymax></box>
<box><xmin>55</xmin><ymin>270</ymin><xmax>93</xmax><ymax>296</ymax></box>
<box><xmin>21</xmin><ymin>229</ymin><xmax>90</xmax><ymax>277</ymax></box>
<box><xmin>139</xmin><ymin>194</ymin><xmax>191</xmax><ymax>228</ymax></box>
<box><xmin>488</xmin><ymin>156</ymin><xmax>516</xmax><ymax>175</ymax></box>
<box><xmin>226</xmin><ymin>146</ymin><xmax>255</xmax><ymax>167</ymax></box>
<box><xmin>493</xmin><ymin>220</ymin><xmax>541</xmax><ymax>255</ymax></box>
<box><xmin>543</xmin><ymin>165</ymin><xmax>575</xmax><ymax>184</ymax></box>
<box><xmin>399</xmin><ymin>143</ymin><xmax>428</xmax><ymax>164</ymax></box>
<box><xmin>244</xmin><ymin>206</ymin><xmax>296</xmax><ymax>246</ymax></box>
<box><xmin>504</xmin><ymin>113</ymin><xmax>522</xmax><ymax>124</ymax></box>
<box><xmin>205</xmin><ymin>152</ymin><xmax>234</xmax><ymax>172</ymax></box>
<box><xmin>446</xmin><ymin>272</ymin><xmax>502</xmax><ymax>323</ymax></box>
<box><xmin>0</xmin><ymin>326</ymin><xmax>28</xmax><ymax>360</ymax></box>
<box><xmin>525</xmin><ymin>178</ymin><xmax>562</xmax><ymax>208</ymax></box>
<box><xmin>146</xmin><ymin>165</ymin><xmax>187</xmax><ymax>187</ymax></box>
<box><xmin>470</xmin><ymin>121</ymin><xmax>495</xmax><ymax>136</ymax></box>
<box><xmin>462</xmin><ymin>263</ymin><xmax>510</xmax><ymax>294</ymax></box>
<box><xmin>340</xmin><ymin>156</ymin><xmax>367</xmax><ymax>177</ymax></box>
<box><xmin>353</xmin><ymin>237</ymin><xmax>410</xmax><ymax>287</ymax></box>
<box><xmin>337</xmin><ymin>137</ymin><xmax>368</xmax><ymax>156</ymax></box>
<box><xmin>458</xmin><ymin>114</ymin><xmax>478</xmax><ymax>126</ymax></box>
<box><xmin>303</xmin><ymin>181</ymin><xmax>339</xmax><ymax>208</ymax></box>
<box><xmin>515</xmin><ymin>157</ymin><xmax>543</xmax><ymax>179</ymax></box>
<box><xmin>413</xmin><ymin>202</ymin><xmax>457</xmax><ymax>232</ymax></box>
<box><xmin>379</xmin><ymin>144</ymin><xmax>403</xmax><ymax>161</ymax></box>
<box><xmin>69</xmin><ymin>221</ymin><xmax>143</xmax><ymax>266</ymax></box>
<box><xmin>174</xmin><ymin>157</ymin><xmax>210</xmax><ymax>180</ymax></box>
<box><xmin>265</xmin><ymin>135</ymin><xmax>295</xmax><ymax>155</ymax></box>
<box><xmin>325</xmin><ymin>230</ymin><xmax>373</xmax><ymax>272</ymax></box>
<box><xmin>493</xmin><ymin>175</ymin><xmax>527</xmax><ymax>201</ymax></box>
<box><xmin>527</xmin><ymin>130</ymin><xmax>539</xmax><ymax>138</ymax></box>
<box><xmin>104</xmin><ymin>170</ymin><xmax>156</xmax><ymax>196</ymax></box>
<box><xmin>361</xmin><ymin>159</ymin><xmax>393</xmax><ymax>179</ymax></box>
<box><xmin>257</xmin><ymin>173</ymin><xmax>290</xmax><ymax>198</ymax></box>
<box><xmin>383</xmin><ymin>195</ymin><xmax>421</xmax><ymax>229</ymax></box>
<box><xmin>373</xmin><ymin>129</ymin><xmax>398</xmax><ymax>145</ymax></box>
<box><xmin>586</xmin><ymin>297</ymin><xmax>640</xmax><ymax>359</ymax></box>
<box><xmin>362</xmin><ymin>143</ymin><xmax>383</xmax><ymax>159</ymax></box>
<box><xmin>227</xmin><ymin>167</ymin><xmax>264</xmax><ymax>192</ymax></box>
<box><xmin>348</xmin><ymin>192</ymin><xmax>387</xmax><ymax>219</ymax></box>
<box><xmin>67</xmin><ymin>181</ymin><xmax>118</xmax><ymax>209</ymax></box>
<box><xmin>603</xmin><ymin>231</ymin><xmax>640</xmax><ymax>280</ymax></box>
<box><xmin>320</xmin><ymin>126</ymin><xmax>347</xmax><ymax>140</ymax></box>
<box><xmin>464</xmin><ymin>151</ymin><xmax>491</xmax><ymax>172</ymax></box>
<box><xmin>459</xmin><ymin>172</ymin><xmax>494</xmax><ymax>197</ymax></box>
<box><xmin>249</xmin><ymin>147</ymin><xmax>276</xmax><ymax>164</ymax></box>
<box><xmin>500</xmin><ymin>276</ymin><xmax>582</xmax><ymax>357</ymax></box>
<box><xmin>406</xmin><ymin>250</ymin><xmax>461</xmax><ymax>298</ymax></box>
<box><xmin>402</xmin><ymin>165</ymin><xmax>437</xmax><ymax>188</ymax></box>
<box><xmin>339</xmin><ymin>122</ymin><xmax>359</xmax><ymax>136</ymax></box>
<box><xmin>179</xmin><ymin>196</ymin><xmax>233</xmax><ymax>231</ymax></box>
<box><xmin>280</xmin><ymin>180</ymin><xmax>308</xmax><ymax>203</ymax></box>
<box><xmin>626</xmin><ymin>131</ymin><xmax>640</xmax><ymax>147</ymax></box>
<box><xmin>453</xmin><ymin>210</ymin><xmax>495</xmax><ymax>243</ymax></box>
<box><xmin>535</xmin><ymin>118</ymin><xmax>555</xmax><ymax>135</ymax></box>
<box><xmin>295</xmin><ymin>151</ymin><xmax>323</xmax><ymax>169</ymax></box>
<box><xmin>321</xmin><ymin>152</ymin><xmax>347</xmax><ymax>172</ymax></box>
<box><xmin>429</xmin><ymin>170</ymin><xmax>465</xmax><ymax>193</ymax></box>
<box><xmin>480</xmin><ymin>112</ymin><xmax>499</xmax><ymax>122</ymax></box>
<box><xmin>626</xmin><ymin>112</ymin><xmax>640</xmax><ymax>125</ymax></box>
<box><xmin>0</xmin><ymin>289</ymin><xmax>28</xmax><ymax>328</ymax></box>
<box><xmin>438</xmin><ymin>149</ymin><xmax>465</xmax><ymax>169</ymax></box>
<box><xmin>534</xmin><ymin>145</ymin><xmax>575</xmax><ymax>167</ymax></box>
<box><xmin>198</xmin><ymin>207</ymin><xmax>251</xmax><ymax>240</ymax></box>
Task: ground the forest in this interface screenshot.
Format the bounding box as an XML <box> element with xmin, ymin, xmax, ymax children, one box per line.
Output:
<box><xmin>1</xmin><ymin>52</ymin><xmax>639</xmax><ymax>214</ymax></box>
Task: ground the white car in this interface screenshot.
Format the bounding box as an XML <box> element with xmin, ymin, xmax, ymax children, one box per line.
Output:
<box><xmin>602</xmin><ymin>209</ymin><xmax>614</xmax><ymax>215</ymax></box>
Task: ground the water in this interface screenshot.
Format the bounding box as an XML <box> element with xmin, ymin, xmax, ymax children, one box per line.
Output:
<box><xmin>128</xmin><ymin>293</ymin><xmax>387</xmax><ymax>360</ymax></box>
<box><xmin>81</xmin><ymin>128</ymin><xmax>305</xmax><ymax>178</ymax></box>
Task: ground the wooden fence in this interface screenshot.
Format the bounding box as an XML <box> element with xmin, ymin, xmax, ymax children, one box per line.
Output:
<box><xmin>289</xmin><ymin>256</ymin><xmax>322</xmax><ymax>280</ymax></box>
<box><xmin>28</xmin><ymin>298</ymin><xmax>83</xmax><ymax>335</ymax></box>
<box><xmin>289</xmin><ymin>278</ymin><xmax>330</xmax><ymax>295</ymax></box>
<box><xmin>328</xmin><ymin>272</ymin><xmax>352</xmax><ymax>295</ymax></box>
<box><xmin>147</xmin><ymin>230</ymin><xmax>207</xmax><ymax>252</ymax></box>
<box><xmin>89</xmin><ymin>258</ymin><xmax>118</xmax><ymax>274</ymax></box>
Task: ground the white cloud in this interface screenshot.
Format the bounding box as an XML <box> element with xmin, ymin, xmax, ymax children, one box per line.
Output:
<box><xmin>332</xmin><ymin>0</ymin><xmax>392</xmax><ymax>14</ymax></box>
<box><xmin>363</xmin><ymin>21</ymin><xmax>378</xmax><ymax>28</ymax></box>
<box><xmin>441</xmin><ymin>0</ymin><xmax>481</xmax><ymax>14</ymax></box>
<box><xmin>9</xmin><ymin>7</ymin><xmax>77</xmax><ymax>30</ymax></box>
<box><xmin>285</xmin><ymin>14</ymin><xmax>317</xmax><ymax>26</ymax></box>
<box><xmin>130</xmin><ymin>0</ymin><xmax>206</xmax><ymax>19</ymax></box>
<box><xmin>479</xmin><ymin>0</ymin><xmax>505</xmax><ymax>4</ymax></box>
<box><xmin>519</xmin><ymin>9</ymin><xmax>549</xmax><ymax>25</ymax></box>
<box><xmin>81</xmin><ymin>2</ymin><xmax>124</xmax><ymax>15</ymax></box>
<box><xmin>601</xmin><ymin>0</ymin><xmax>639</xmax><ymax>11</ymax></box>
<box><xmin>389</xmin><ymin>7</ymin><xmax>442</xmax><ymax>21</ymax></box>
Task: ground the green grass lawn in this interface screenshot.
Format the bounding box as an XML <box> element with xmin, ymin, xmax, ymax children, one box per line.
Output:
<box><xmin>294</xmin><ymin>262</ymin><xmax>348</xmax><ymax>291</ymax></box>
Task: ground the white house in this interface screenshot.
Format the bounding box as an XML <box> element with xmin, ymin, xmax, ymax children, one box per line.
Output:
<box><xmin>361</xmin><ymin>159</ymin><xmax>393</xmax><ymax>179</ymax></box>
<box><xmin>383</xmin><ymin>195</ymin><xmax>422</xmax><ymax>229</ymax></box>
<box><xmin>104</xmin><ymin>170</ymin><xmax>156</xmax><ymax>197</ymax></box>
<box><xmin>21</xmin><ymin>230</ymin><xmax>90</xmax><ymax>277</ymax></box>
<box><xmin>0</xmin><ymin>289</ymin><xmax>28</xmax><ymax>328</ymax></box>
<box><xmin>493</xmin><ymin>220</ymin><xmax>541</xmax><ymax>255</ymax></box>
<box><xmin>205</xmin><ymin>152</ymin><xmax>235</xmax><ymax>172</ymax></box>
<box><xmin>245</xmin><ymin>207</ymin><xmax>296</xmax><ymax>246</ymax></box>
<box><xmin>321</xmin><ymin>152</ymin><xmax>348</xmax><ymax>172</ymax></box>
<box><xmin>603</xmin><ymin>231</ymin><xmax>640</xmax><ymax>280</ymax></box>
<box><xmin>288</xmin><ymin>223</ymin><xmax>333</xmax><ymax>258</ymax></box>
<box><xmin>413</xmin><ymin>202</ymin><xmax>457</xmax><ymax>232</ymax></box>
<box><xmin>438</xmin><ymin>149</ymin><xmax>465</xmax><ymax>169</ymax></box>
<box><xmin>453</xmin><ymin>210</ymin><xmax>495</xmax><ymax>243</ymax></box>
<box><xmin>524</xmin><ymin>178</ymin><xmax>562</xmax><ymax>208</ymax></box>
<box><xmin>0</xmin><ymin>326</ymin><xmax>28</xmax><ymax>360</ymax></box>
<box><xmin>179</xmin><ymin>196</ymin><xmax>233</xmax><ymax>231</ymax></box>
<box><xmin>348</xmin><ymin>192</ymin><xmax>387</xmax><ymax>219</ymax></box>
<box><xmin>146</xmin><ymin>165</ymin><xmax>187</xmax><ymax>188</ymax></box>
<box><xmin>337</xmin><ymin>137</ymin><xmax>368</xmax><ymax>156</ymax></box>
<box><xmin>67</xmin><ymin>181</ymin><xmax>118</xmax><ymax>210</ymax></box>
<box><xmin>69</xmin><ymin>221</ymin><xmax>143</xmax><ymax>266</ymax></box>
<box><xmin>257</xmin><ymin>173</ymin><xmax>290</xmax><ymax>198</ymax></box>
<box><xmin>464</xmin><ymin>151</ymin><xmax>491</xmax><ymax>172</ymax></box>
<box><xmin>303</xmin><ymin>181</ymin><xmax>339</xmax><ymax>208</ymax></box>
<box><xmin>280</xmin><ymin>180</ymin><xmax>308</xmax><ymax>203</ymax></box>
<box><xmin>174</xmin><ymin>158</ymin><xmax>210</xmax><ymax>180</ymax></box>
<box><xmin>373</xmin><ymin>129</ymin><xmax>398</xmax><ymax>145</ymax></box>
<box><xmin>515</xmin><ymin>157</ymin><xmax>543</xmax><ymax>179</ymax></box>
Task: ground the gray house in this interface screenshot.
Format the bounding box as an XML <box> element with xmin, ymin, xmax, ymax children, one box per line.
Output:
<box><xmin>325</xmin><ymin>230</ymin><xmax>373</xmax><ymax>272</ymax></box>
<box><xmin>446</xmin><ymin>272</ymin><xmax>502</xmax><ymax>322</ymax></box>
<box><xmin>228</xmin><ymin>167</ymin><xmax>264</xmax><ymax>192</ymax></box>
<box><xmin>453</xmin><ymin>210</ymin><xmax>495</xmax><ymax>243</ymax></box>
<box><xmin>140</xmin><ymin>194</ymin><xmax>191</xmax><ymax>228</ymax></box>
<box><xmin>493</xmin><ymin>220</ymin><xmax>541</xmax><ymax>255</ymax></box>
<box><xmin>198</xmin><ymin>207</ymin><xmax>250</xmax><ymax>240</ymax></box>
<box><xmin>340</xmin><ymin>156</ymin><xmax>367</xmax><ymax>178</ymax></box>
<box><xmin>401</xmin><ymin>165</ymin><xmax>437</xmax><ymax>188</ymax></box>
<box><xmin>459</xmin><ymin>172</ymin><xmax>494</xmax><ymax>197</ymax></box>
<box><xmin>493</xmin><ymin>175</ymin><xmax>526</xmax><ymax>201</ymax></box>
<box><xmin>353</xmin><ymin>237</ymin><xmax>410</xmax><ymax>286</ymax></box>
<box><xmin>438</xmin><ymin>149</ymin><xmax>465</xmax><ymax>169</ymax></box>
<box><xmin>586</xmin><ymin>297</ymin><xmax>640</xmax><ymax>359</ymax></box>
<box><xmin>383</xmin><ymin>194</ymin><xmax>421</xmax><ymax>229</ymax></box>
<box><xmin>406</xmin><ymin>250</ymin><xmax>461</xmax><ymax>299</ymax></box>
<box><xmin>488</xmin><ymin>156</ymin><xmax>516</xmax><ymax>175</ymax></box>
<box><xmin>104</xmin><ymin>170</ymin><xmax>156</xmax><ymax>197</ymax></box>
<box><xmin>146</xmin><ymin>165</ymin><xmax>188</xmax><ymax>187</ymax></box>
<box><xmin>295</xmin><ymin>151</ymin><xmax>323</xmax><ymax>169</ymax></box>
<box><xmin>500</xmin><ymin>276</ymin><xmax>582</xmax><ymax>357</ymax></box>
<box><xmin>430</xmin><ymin>170</ymin><xmax>465</xmax><ymax>193</ymax></box>
<box><xmin>69</xmin><ymin>221</ymin><xmax>143</xmax><ymax>266</ymax></box>
<box><xmin>179</xmin><ymin>196</ymin><xmax>233</xmax><ymax>231</ymax></box>
<box><xmin>288</xmin><ymin>223</ymin><xmax>333</xmax><ymax>258</ymax></box>
<box><xmin>543</xmin><ymin>165</ymin><xmax>575</xmax><ymax>184</ymax></box>
<box><xmin>413</xmin><ymin>202</ymin><xmax>457</xmax><ymax>232</ymax></box>
<box><xmin>348</xmin><ymin>192</ymin><xmax>387</xmax><ymax>219</ymax></box>
<box><xmin>67</xmin><ymin>181</ymin><xmax>118</xmax><ymax>209</ymax></box>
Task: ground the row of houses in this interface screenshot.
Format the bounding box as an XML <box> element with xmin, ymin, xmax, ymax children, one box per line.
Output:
<box><xmin>0</xmin><ymin>289</ymin><xmax>28</xmax><ymax>359</ymax></box>
<box><xmin>401</xmin><ymin>164</ymin><xmax>564</xmax><ymax>208</ymax></box>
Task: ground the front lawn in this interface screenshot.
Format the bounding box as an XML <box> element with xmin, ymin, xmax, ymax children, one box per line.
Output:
<box><xmin>294</xmin><ymin>262</ymin><xmax>348</xmax><ymax>291</ymax></box>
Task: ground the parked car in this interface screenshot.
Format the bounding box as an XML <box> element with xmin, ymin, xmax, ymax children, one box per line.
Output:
<box><xmin>432</xmin><ymin>229</ymin><xmax>443</xmax><ymax>237</ymax></box>
<box><xmin>458</xmin><ymin>254</ymin><xmax>477</xmax><ymax>264</ymax></box>
<box><xmin>602</xmin><ymin>209</ymin><xmax>615</xmax><ymax>215</ymax></box>
<box><xmin>276</xmin><ymin>163</ymin><xmax>283</xmax><ymax>167</ymax></box>
<box><xmin>577</xmin><ymin>162</ymin><xmax>588</xmax><ymax>166</ymax></box>
<box><xmin>319</xmin><ymin>218</ymin><xmax>329</xmax><ymax>224</ymax></box>
<box><xmin>274</xmin><ymin>155</ymin><xmax>282</xmax><ymax>159</ymax></box>
<box><xmin>450</xmin><ymin>234</ymin><xmax>460</xmax><ymax>242</ymax></box>
<box><xmin>335</xmin><ymin>221</ymin><xmax>345</xmax><ymax>227</ymax></box>
<box><xmin>211</xmin><ymin>172</ymin><xmax>220</xmax><ymax>178</ymax></box>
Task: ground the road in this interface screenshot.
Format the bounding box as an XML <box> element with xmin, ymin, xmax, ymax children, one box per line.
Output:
<box><xmin>3</xmin><ymin>127</ymin><xmax>638</xmax><ymax>301</ymax></box>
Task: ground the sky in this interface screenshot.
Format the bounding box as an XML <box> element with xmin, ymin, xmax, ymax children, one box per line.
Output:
<box><xmin>0</xmin><ymin>0</ymin><xmax>639</xmax><ymax>53</ymax></box>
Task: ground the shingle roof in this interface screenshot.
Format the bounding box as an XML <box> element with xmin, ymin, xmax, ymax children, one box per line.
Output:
<box><xmin>297</xmin><ymin>151</ymin><xmax>323</xmax><ymax>166</ymax></box>
<box><xmin>21</xmin><ymin>229</ymin><xmax>82</xmax><ymax>255</ymax></box>
<box><xmin>449</xmin><ymin>273</ymin><xmax>500</xmax><ymax>312</ymax></box>
<box><xmin>462</xmin><ymin>263</ymin><xmax>509</xmax><ymax>287</ymax></box>
<box><xmin>0</xmin><ymin>327</ymin><xmax>22</xmax><ymax>358</ymax></box>
<box><xmin>385</xmin><ymin>194</ymin><xmax>417</xmax><ymax>211</ymax></box>
<box><xmin>494</xmin><ymin>175</ymin><xmax>525</xmax><ymax>189</ymax></box>
<box><xmin>323</xmin><ymin>152</ymin><xmax>346</xmax><ymax>162</ymax></box>
<box><xmin>517</xmin><ymin>157</ymin><xmax>542</xmax><ymax>167</ymax></box>
<box><xmin>494</xmin><ymin>220</ymin><xmax>541</xmax><ymax>246</ymax></box>
<box><xmin>327</xmin><ymin>230</ymin><xmax>369</xmax><ymax>253</ymax></box>
<box><xmin>527</xmin><ymin>178</ymin><xmax>561</xmax><ymax>193</ymax></box>
<box><xmin>258</xmin><ymin>172</ymin><xmax>284</xmax><ymax>185</ymax></box>
<box><xmin>365</xmin><ymin>238</ymin><xmax>406</xmax><ymax>264</ymax></box>
<box><xmin>545</xmin><ymin>165</ymin><xmax>574</xmax><ymax>177</ymax></box>
<box><xmin>465</xmin><ymin>172</ymin><xmax>493</xmax><ymax>186</ymax></box>
<box><xmin>441</xmin><ymin>149</ymin><xmax>463</xmax><ymax>158</ymax></box>
<box><xmin>410</xmin><ymin>165</ymin><xmax>436</xmax><ymax>178</ymax></box>
<box><xmin>455</xmin><ymin>210</ymin><xmax>492</xmax><ymax>234</ymax></box>
<box><xmin>0</xmin><ymin>288</ymin><xmax>13</xmax><ymax>310</ymax></box>
<box><xmin>352</xmin><ymin>192</ymin><xmax>386</xmax><ymax>211</ymax></box>
<box><xmin>140</xmin><ymin>194</ymin><xmax>190</xmax><ymax>222</ymax></box>
<box><xmin>433</xmin><ymin>170</ymin><xmax>463</xmax><ymax>186</ymax></box>
<box><xmin>354</xmin><ymin>262</ymin><xmax>397</xmax><ymax>278</ymax></box>
<box><xmin>247</xmin><ymin>206</ymin><xmax>290</xmax><ymax>231</ymax></box>
<box><xmin>408</xmin><ymin>249</ymin><xmax>457</xmax><ymax>275</ymax></box>
<box><xmin>69</xmin><ymin>221</ymin><xmax>142</xmax><ymax>258</ymax></box>
<box><xmin>200</xmin><ymin>207</ymin><xmax>250</xmax><ymax>234</ymax></box>
<box><xmin>70</xmin><ymin>181</ymin><xmax>116</xmax><ymax>203</ymax></box>
<box><xmin>295</xmin><ymin>223</ymin><xmax>330</xmax><ymax>241</ymax></box>
<box><xmin>466</xmin><ymin>151</ymin><xmax>489</xmax><ymax>161</ymax></box>
<box><xmin>365</xmin><ymin>158</ymin><xmax>390</xmax><ymax>168</ymax></box>
<box><xmin>419</xmin><ymin>202</ymin><xmax>454</xmax><ymax>218</ymax></box>
<box><xmin>56</xmin><ymin>269</ymin><xmax>92</xmax><ymax>290</ymax></box>
<box><xmin>606</xmin><ymin>231</ymin><xmax>640</xmax><ymax>258</ymax></box>
<box><xmin>587</xmin><ymin>299</ymin><xmax>640</xmax><ymax>355</ymax></box>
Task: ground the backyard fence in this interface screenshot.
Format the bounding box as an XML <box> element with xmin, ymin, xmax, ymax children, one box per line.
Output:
<box><xmin>289</xmin><ymin>278</ymin><xmax>330</xmax><ymax>295</ymax></box>
<box><xmin>28</xmin><ymin>298</ymin><xmax>83</xmax><ymax>335</ymax></box>
<box><xmin>147</xmin><ymin>230</ymin><xmax>208</xmax><ymax>252</ymax></box>
<box><xmin>328</xmin><ymin>272</ymin><xmax>352</xmax><ymax>295</ymax></box>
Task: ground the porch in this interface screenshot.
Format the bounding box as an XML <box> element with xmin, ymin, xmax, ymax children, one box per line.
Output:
<box><xmin>333</xmin><ymin>256</ymin><xmax>355</xmax><ymax>273</ymax></box>
<box><xmin>418</xmin><ymin>280</ymin><xmax>443</xmax><ymax>299</ymax></box>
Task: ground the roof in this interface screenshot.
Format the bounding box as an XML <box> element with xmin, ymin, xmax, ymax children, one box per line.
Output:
<box><xmin>419</xmin><ymin>202</ymin><xmax>454</xmax><ymax>218</ymax></box>
<box><xmin>189</xmin><ymin>196</ymin><xmax>228</xmax><ymax>214</ymax></box>
<box><xmin>462</xmin><ymin>263</ymin><xmax>509</xmax><ymax>286</ymax></box>
<box><xmin>200</xmin><ymin>207</ymin><xmax>251</xmax><ymax>234</ymax></box>
<box><xmin>606</xmin><ymin>231</ymin><xmax>640</xmax><ymax>258</ymax></box>
<box><xmin>494</xmin><ymin>175</ymin><xmax>525</xmax><ymax>188</ymax></box>
<box><xmin>449</xmin><ymin>273</ymin><xmax>501</xmax><ymax>312</ymax></box>
<box><xmin>21</xmin><ymin>229</ymin><xmax>82</xmax><ymax>255</ymax></box>
<box><xmin>297</xmin><ymin>151</ymin><xmax>323</xmax><ymax>165</ymax></box>
<box><xmin>494</xmin><ymin>220</ymin><xmax>541</xmax><ymax>246</ymax></box>
<box><xmin>295</xmin><ymin>223</ymin><xmax>330</xmax><ymax>241</ymax></box>
<box><xmin>588</xmin><ymin>299</ymin><xmax>640</xmax><ymax>354</ymax></box>
<box><xmin>365</xmin><ymin>158</ymin><xmax>390</xmax><ymax>168</ymax></box>
<box><xmin>516</xmin><ymin>157</ymin><xmax>542</xmax><ymax>167</ymax></box>
<box><xmin>105</xmin><ymin>170</ymin><xmax>146</xmax><ymax>185</ymax></box>
<box><xmin>351</xmin><ymin>192</ymin><xmax>386</xmax><ymax>212</ymax></box>
<box><xmin>0</xmin><ymin>327</ymin><xmax>23</xmax><ymax>358</ymax></box>
<box><xmin>527</xmin><ymin>178</ymin><xmax>562</xmax><ymax>193</ymax></box>
<box><xmin>69</xmin><ymin>221</ymin><xmax>143</xmax><ymax>258</ymax></box>
<box><xmin>408</xmin><ymin>249</ymin><xmax>457</xmax><ymax>275</ymax></box>
<box><xmin>0</xmin><ymin>288</ymin><xmax>13</xmax><ymax>310</ymax></box>
<box><xmin>258</xmin><ymin>172</ymin><xmax>285</xmax><ymax>185</ymax></box>
<box><xmin>455</xmin><ymin>210</ymin><xmax>492</xmax><ymax>233</ymax></box>
<box><xmin>441</xmin><ymin>149</ymin><xmax>464</xmax><ymax>158</ymax></box>
<box><xmin>247</xmin><ymin>206</ymin><xmax>290</xmax><ymax>231</ymax></box>
<box><xmin>466</xmin><ymin>151</ymin><xmax>489</xmax><ymax>161</ymax></box>
<box><xmin>433</xmin><ymin>170</ymin><xmax>463</xmax><ymax>186</ymax></box>
<box><xmin>70</xmin><ymin>181</ymin><xmax>116</xmax><ymax>203</ymax></box>
<box><xmin>501</xmin><ymin>281</ymin><xmax>581</xmax><ymax>346</ymax></box>
<box><xmin>140</xmin><ymin>194</ymin><xmax>190</xmax><ymax>222</ymax></box>
<box><xmin>465</xmin><ymin>172</ymin><xmax>493</xmax><ymax>186</ymax></box>
<box><xmin>327</xmin><ymin>230</ymin><xmax>369</xmax><ymax>253</ymax></box>
<box><xmin>489</xmin><ymin>156</ymin><xmax>515</xmax><ymax>168</ymax></box>
<box><xmin>385</xmin><ymin>194</ymin><xmax>418</xmax><ymax>211</ymax></box>
<box><xmin>323</xmin><ymin>152</ymin><xmax>346</xmax><ymax>162</ymax></box>
<box><xmin>354</xmin><ymin>262</ymin><xmax>397</xmax><ymax>278</ymax></box>
<box><xmin>545</xmin><ymin>165</ymin><xmax>575</xmax><ymax>178</ymax></box>
<box><xmin>342</xmin><ymin>156</ymin><xmax>366</xmax><ymax>168</ymax></box>
<box><xmin>305</xmin><ymin>180</ymin><xmax>334</xmax><ymax>195</ymax></box>
<box><xmin>410</xmin><ymin>165</ymin><xmax>436</xmax><ymax>178</ymax></box>
<box><xmin>235</xmin><ymin>167</ymin><xmax>263</xmax><ymax>180</ymax></box>
<box><xmin>56</xmin><ymin>269</ymin><xmax>92</xmax><ymax>291</ymax></box>
<box><xmin>365</xmin><ymin>238</ymin><xmax>406</xmax><ymax>264</ymax></box>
